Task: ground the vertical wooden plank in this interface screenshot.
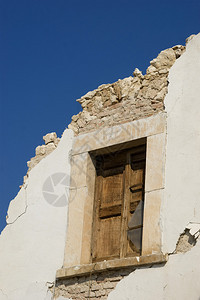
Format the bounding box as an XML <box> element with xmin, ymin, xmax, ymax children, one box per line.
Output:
<box><xmin>120</xmin><ymin>153</ymin><xmax>131</xmax><ymax>258</ymax></box>
<box><xmin>101</xmin><ymin>170</ymin><xmax>124</xmax><ymax>207</ymax></box>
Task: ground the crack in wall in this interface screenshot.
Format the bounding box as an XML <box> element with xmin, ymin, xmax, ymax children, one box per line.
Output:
<box><xmin>6</xmin><ymin>187</ymin><xmax>28</xmax><ymax>226</ymax></box>
<box><xmin>0</xmin><ymin>288</ymin><xmax>8</xmax><ymax>299</ymax></box>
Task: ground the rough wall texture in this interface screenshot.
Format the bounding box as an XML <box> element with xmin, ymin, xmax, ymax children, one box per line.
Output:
<box><xmin>22</xmin><ymin>43</ymin><xmax>185</xmax><ymax>180</ymax></box>
<box><xmin>54</xmin><ymin>269</ymin><xmax>135</xmax><ymax>300</ymax></box>
<box><xmin>23</xmin><ymin>132</ymin><xmax>60</xmax><ymax>183</ymax></box>
<box><xmin>69</xmin><ymin>45</ymin><xmax>185</xmax><ymax>135</ymax></box>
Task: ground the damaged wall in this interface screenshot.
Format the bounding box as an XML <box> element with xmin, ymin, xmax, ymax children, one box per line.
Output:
<box><xmin>0</xmin><ymin>33</ymin><xmax>200</xmax><ymax>300</ymax></box>
<box><xmin>0</xmin><ymin>129</ymin><xmax>73</xmax><ymax>300</ymax></box>
<box><xmin>107</xmin><ymin>33</ymin><xmax>200</xmax><ymax>300</ymax></box>
<box><xmin>108</xmin><ymin>242</ymin><xmax>200</xmax><ymax>300</ymax></box>
<box><xmin>69</xmin><ymin>46</ymin><xmax>185</xmax><ymax>135</ymax></box>
<box><xmin>162</xmin><ymin>33</ymin><xmax>200</xmax><ymax>254</ymax></box>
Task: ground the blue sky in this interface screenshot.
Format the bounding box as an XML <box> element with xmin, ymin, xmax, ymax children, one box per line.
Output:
<box><xmin>0</xmin><ymin>0</ymin><xmax>200</xmax><ymax>233</ymax></box>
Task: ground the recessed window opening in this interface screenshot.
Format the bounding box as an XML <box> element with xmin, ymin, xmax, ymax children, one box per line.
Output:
<box><xmin>91</xmin><ymin>140</ymin><xmax>146</xmax><ymax>262</ymax></box>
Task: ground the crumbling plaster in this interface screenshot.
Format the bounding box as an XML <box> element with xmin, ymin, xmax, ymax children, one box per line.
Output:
<box><xmin>108</xmin><ymin>240</ymin><xmax>200</xmax><ymax>300</ymax></box>
<box><xmin>162</xmin><ymin>33</ymin><xmax>200</xmax><ymax>254</ymax></box>
<box><xmin>68</xmin><ymin>46</ymin><xmax>185</xmax><ymax>135</ymax></box>
<box><xmin>0</xmin><ymin>33</ymin><xmax>199</xmax><ymax>300</ymax></box>
<box><xmin>107</xmin><ymin>33</ymin><xmax>200</xmax><ymax>300</ymax></box>
<box><xmin>0</xmin><ymin>129</ymin><xmax>74</xmax><ymax>300</ymax></box>
<box><xmin>24</xmin><ymin>132</ymin><xmax>60</xmax><ymax>183</ymax></box>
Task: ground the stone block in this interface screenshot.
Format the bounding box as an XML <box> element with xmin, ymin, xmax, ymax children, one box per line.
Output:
<box><xmin>63</xmin><ymin>187</ymin><xmax>88</xmax><ymax>267</ymax></box>
<box><xmin>91</xmin><ymin>283</ymin><xmax>100</xmax><ymax>291</ymax></box>
<box><xmin>35</xmin><ymin>145</ymin><xmax>46</xmax><ymax>156</ymax></box>
<box><xmin>145</xmin><ymin>133</ymin><xmax>166</xmax><ymax>192</ymax></box>
<box><xmin>70</xmin><ymin>153</ymin><xmax>88</xmax><ymax>188</ymax></box>
<box><xmin>142</xmin><ymin>189</ymin><xmax>163</xmax><ymax>255</ymax></box>
<box><xmin>72</xmin><ymin>114</ymin><xmax>166</xmax><ymax>155</ymax></box>
<box><xmin>43</xmin><ymin>132</ymin><xmax>57</xmax><ymax>144</ymax></box>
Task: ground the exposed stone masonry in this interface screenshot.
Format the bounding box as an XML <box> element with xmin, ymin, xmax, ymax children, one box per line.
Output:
<box><xmin>22</xmin><ymin>44</ymin><xmax>185</xmax><ymax>180</ymax></box>
<box><xmin>68</xmin><ymin>45</ymin><xmax>185</xmax><ymax>135</ymax></box>
<box><xmin>23</xmin><ymin>132</ymin><xmax>60</xmax><ymax>183</ymax></box>
<box><xmin>175</xmin><ymin>223</ymin><xmax>200</xmax><ymax>254</ymax></box>
<box><xmin>175</xmin><ymin>229</ymin><xmax>196</xmax><ymax>253</ymax></box>
<box><xmin>54</xmin><ymin>268</ymin><xmax>135</xmax><ymax>300</ymax></box>
<box><xmin>53</xmin><ymin>43</ymin><xmax>186</xmax><ymax>299</ymax></box>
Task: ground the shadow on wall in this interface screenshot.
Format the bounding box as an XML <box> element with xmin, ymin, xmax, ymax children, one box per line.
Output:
<box><xmin>53</xmin><ymin>264</ymin><xmax>167</xmax><ymax>299</ymax></box>
<box><xmin>54</xmin><ymin>268</ymin><xmax>135</xmax><ymax>299</ymax></box>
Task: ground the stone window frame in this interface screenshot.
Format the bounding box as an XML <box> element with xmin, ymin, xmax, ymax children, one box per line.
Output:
<box><xmin>57</xmin><ymin>113</ymin><xmax>168</xmax><ymax>279</ymax></box>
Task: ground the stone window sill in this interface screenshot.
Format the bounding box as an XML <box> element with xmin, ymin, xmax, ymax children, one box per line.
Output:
<box><xmin>56</xmin><ymin>253</ymin><xmax>168</xmax><ymax>279</ymax></box>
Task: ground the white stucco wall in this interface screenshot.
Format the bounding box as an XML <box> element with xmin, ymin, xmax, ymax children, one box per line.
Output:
<box><xmin>108</xmin><ymin>34</ymin><xmax>200</xmax><ymax>300</ymax></box>
<box><xmin>163</xmin><ymin>33</ymin><xmax>200</xmax><ymax>253</ymax></box>
<box><xmin>0</xmin><ymin>129</ymin><xmax>74</xmax><ymax>300</ymax></box>
<box><xmin>1</xmin><ymin>34</ymin><xmax>200</xmax><ymax>300</ymax></box>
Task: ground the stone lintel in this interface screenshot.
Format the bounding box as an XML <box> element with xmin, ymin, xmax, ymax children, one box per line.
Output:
<box><xmin>57</xmin><ymin>253</ymin><xmax>168</xmax><ymax>279</ymax></box>
<box><xmin>71</xmin><ymin>113</ymin><xmax>166</xmax><ymax>156</ymax></box>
